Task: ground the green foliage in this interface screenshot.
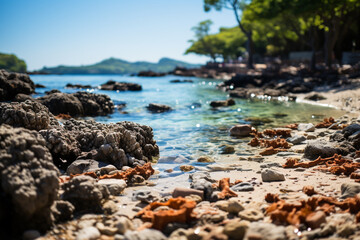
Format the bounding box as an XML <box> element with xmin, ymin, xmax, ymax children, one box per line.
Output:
<box><xmin>0</xmin><ymin>53</ymin><xmax>27</xmax><ymax>73</ymax></box>
<box><xmin>40</xmin><ymin>58</ymin><xmax>200</xmax><ymax>74</ymax></box>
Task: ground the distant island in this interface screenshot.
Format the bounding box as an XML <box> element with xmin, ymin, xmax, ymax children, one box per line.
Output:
<box><xmin>37</xmin><ymin>57</ymin><xmax>200</xmax><ymax>75</ymax></box>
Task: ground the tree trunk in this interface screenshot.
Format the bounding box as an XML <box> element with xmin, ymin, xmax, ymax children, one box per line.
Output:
<box><xmin>324</xmin><ymin>31</ymin><xmax>333</xmax><ymax>68</ymax></box>
<box><xmin>246</xmin><ymin>31</ymin><xmax>254</xmax><ymax>69</ymax></box>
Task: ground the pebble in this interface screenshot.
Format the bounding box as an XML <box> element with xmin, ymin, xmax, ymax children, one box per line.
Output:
<box><xmin>261</xmin><ymin>169</ymin><xmax>285</xmax><ymax>182</ymax></box>
<box><xmin>231</xmin><ymin>182</ymin><xmax>254</xmax><ymax>192</ymax></box>
<box><xmin>179</xmin><ymin>165</ymin><xmax>194</xmax><ymax>172</ymax></box>
<box><xmin>115</xmin><ymin>216</ymin><xmax>134</xmax><ymax>234</ymax></box>
<box><xmin>245</xmin><ymin>222</ymin><xmax>286</xmax><ymax>240</ymax></box>
<box><xmin>238</xmin><ymin>208</ymin><xmax>264</xmax><ymax>221</ymax></box>
<box><xmin>214</xmin><ymin>200</ymin><xmax>229</xmax><ymax>212</ymax></box>
<box><xmin>207</xmin><ymin>164</ymin><xmax>235</xmax><ymax>171</ymax></box>
<box><xmin>96</xmin><ymin>222</ymin><xmax>118</xmax><ymax>236</ymax></box>
<box><xmin>76</xmin><ymin>226</ymin><xmax>100</xmax><ymax>240</ymax></box>
<box><xmin>227</xmin><ymin>198</ymin><xmax>245</xmax><ymax>214</ymax></box>
<box><xmin>298</xmin><ymin>123</ymin><xmax>315</xmax><ymax>132</ymax></box>
<box><xmin>219</xmin><ymin>144</ymin><xmax>235</xmax><ymax>154</ymax></box>
<box><xmin>96</xmin><ymin>179</ymin><xmax>126</xmax><ymax>196</ymax></box>
<box><xmin>197</xmin><ymin>156</ymin><xmax>215</xmax><ymax>163</ymax></box>
<box><xmin>248</xmin><ymin>156</ymin><xmax>265</xmax><ymax>162</ymax></box>
<box><xmin>223</xmin><ymin>220</ymin><xmax>249</xmax><ymax>239</ymax></box>
<box><xmin>260</xmin><ymin>162</ymin><xmax>281</xmax><ymax>168</ymax></box>
<box><xmin>132</xmin><ymin>190</ymin><xmax>158</xmax><ymax>203</ymax></box>
<box><xmin>305</xmin><ymin>211</ymin><xmax>326</xmax><ymax>229</ymax></box>
<box><xmin>172</xmin><ymin>187</ymin><xmax>204</xmax><ymax>199</ymax></box>
<box><xmin>287</xmin><ymin>135</ymin><xmax>306</xmax><ymax>144</ymax></box>
<box><xmin>229</xmin><ymin>124</ymin><xmax>253</xmax><ymax>137</ymax></box>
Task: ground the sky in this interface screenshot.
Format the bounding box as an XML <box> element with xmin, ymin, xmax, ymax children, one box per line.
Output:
<box><xmin>0</xmin><ymin>0</ymin><xmax>236</xmax><ymax>70</ymax></box>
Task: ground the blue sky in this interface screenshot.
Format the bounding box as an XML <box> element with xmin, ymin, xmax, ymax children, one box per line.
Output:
<box><xmin>0</xmin><ymin>0</ymin><xmax>236</xmax><ymax>70</ymax></box>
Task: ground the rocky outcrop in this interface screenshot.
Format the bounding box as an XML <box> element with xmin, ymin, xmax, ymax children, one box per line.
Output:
<box><xmin>38</xmin><ymin>91</ymin><xmax>114</xmax><ymax>117</ymax></box>
<box><xmin>100</xmin><ymin>80</ymin><xmax>142</xmax><ymax>91</ymax></box>
<box><xmin>146</xmin><ymin>103</ymin><xmax>172</xmax><ymax>113</ymax></box>
<box><xmin>0</xmin><ymin>69</ymin><xmax>35</xmax><ymax>101</ymax></box>
<box><xmin>65</xmin><ymin>83</ymin><xmax>93</xmax><ymax>89</ymax></box>
<box><xmin>0</xmin><ymin>125</ymin><xmax>60</xmax><ymax>235</ymax></box>
<box><xmin>137</xmin><ymin>71</ymin><xmax>166</xmax><ymax>77</ymax></box>
<box><xmin>210</xmin><ymin>98</ymin><xmax>235</xmax><ymax>108</ymax></box>
<box><xmin>0</xmin><ymin>100</ymin><xmax>59</xmax><ymax>130</ymax></box>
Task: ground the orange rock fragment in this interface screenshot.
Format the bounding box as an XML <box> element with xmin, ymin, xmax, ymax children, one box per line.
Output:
<box><xmin>248</xmin><ymin>137</ymin><xmax>260</xmax><ymax>147</ymax></box>
<box><xmin>136</xmin><ymin>197</ymin><xmax>196</xmax><ymax>230</ymax></box>
<box><xmin>55</xmin><ymin>113</ymin><xmax>72</xmax><ymax>120</ymax></box>
<box><xmin>302</xmin><ymin>186</ymin><xmax>317</xmax><ymax>196</ymax></box>
<box><xmin>59</xmin><ymin>171</ymin><xmax>97</xmax><ymax>183</ymax></box>
<box><xmin>263</xmin><ymin>129</ymin><xmax>292</xmax><ymax>138</ymax></box>
<box><xmin>260</xmin><ymin>147</ymin><xmax>278</xmax><ymax>156</ymax></box>
<box><xmin>99</xmin><ymin>162</ymin><xmax>154</xmax><ymax>182</ymax></box>
<box><xmin>265</xmin><ymin>193</ymin><xmax>280</xmax><ymax>203</ymax></box>
<box><xmin>284</xmin><ymin>123</ymin><xmax>298</xmax><ymax>130</ymax></box>
<box><xmin>217</xmin><ymin>178</ymin><xmax>238</xmax><ymax>199</ymax></box>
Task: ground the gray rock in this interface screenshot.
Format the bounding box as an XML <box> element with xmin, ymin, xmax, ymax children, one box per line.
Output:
<box><xmin>227</xmin><ymin>198</ymin><xmax>245</xmax><ymax>214</ymax></box>
<box><xmin>100</xmin><ymin>80</ymin><xmax>142</xmax><ymax>91</ymax></box>
<box><xmin>62</xmin><ymin>175</ymin><xmax>109</xmax><ymax>212</ymax></box>
<box><xmin>298</xmin><ymin>123</ymin><xmax>315</xmax><ymax>132</ymax></box>
<box><xmin>229</xmin><ymin>124</ymin><xmax>252</xmax><ymax>137</ymax></box>
<box><xmin>124</xmin><ymin>229</ymin><xmax>167</xmax><ymax>240</ymax></box>
<box><xmin>210</xmin><ymin>98</ymin><xmax>235</xmax><ymax>108</ymax></box>
<box><xmin>132</xmin><ymin>190</ymin><xmax>158</xmax><ymax>203</ymax></box>
<box><xmin>115</xmin><ymin>216</ymin><xmax>134</xmax><ymax>234</ymax></box>
<box><xmin>0</xmin><ymin>125</ymin><xmax>60</xmax><ymax>233</ymax></box>
<box><xmin>245</xmin><ymin>222</ymin><xmax>286</xmax><ymax>240</ymax></box>
<box><xmin>340</xmin><ymin>183</ymin><xmax>360</xmax><ymax>199</ymax></box>
<box><xmin>231</xmin><ymin>182</ymin><xmax>255</xmax><ymax>191</ymax></box>
<box><xmin>260</xmin><ymin>162</ymin><xmax>281</xmax><ymax>168</ymax></box>
<box><xmin>304</xmin><ymin>140</ymin><xmax>339</xmax><ymax>160</ymax></box>
<box><xmin>223</xmin><ymin>220</ymin><xmax>249</xmax><ymax>239</ymax></box>
<box><xmin>286</xmin><ymin>135</ymin><xmax>306</xmax><ymax>144</ymax></box>
<box><xmin>0</xmin><ymin>70</ymin><xmax>35</xmax><ymax>101</ymax></box>
<box><xmin>76</xmin><ymin>226</ymin><xmax>101</xmax><ymax>240</ymax></box>
<box><xmin>261</xmin><ymin>169</ymin><xmax>285</xmax><ymax>182</ymax></box>
<box><xmin>190</xmin><ymin>177</ymin><xmax>214</xmax><ymax>201</ymax></box>
<box><xmin>66</xmin><ymin>159</ymin><xmax>116</xmax><ymax>175</ymax></box>
<box><xmin>238</xmin><ymin>208</ymin><xmax>264</xmax><ymax>221</ymax></box>
<box><xmin>97</xmin><ymin>179</ymin><xmax>127</xmax><ymax>196</ymax></box>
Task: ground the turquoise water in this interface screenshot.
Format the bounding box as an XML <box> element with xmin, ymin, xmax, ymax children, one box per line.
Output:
<box><xmin>31</xmin><ymin>74</ymin><xmax>343</xmax><ymax>162</ymax></box>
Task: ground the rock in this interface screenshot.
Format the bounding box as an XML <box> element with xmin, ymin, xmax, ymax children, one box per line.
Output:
<box><xmin>124</xmin><ymin>229</ymin><xmax>167</xmax><ymax>240</ymax></box>
<box><xmin>23</xmin><ymin>230</ymin><xmax>41</xmax><ymax>240</ymax></box>
<box><xmin>73</xmin><ymin>91</ymin><xmax>114</xmax><ymax>116</ymax></box>
<box><xmin>207</xmin><ymin>164</ymin><xmax>235</xmax><ymax>171</ymax></box>
<box><xmin>0</xmin><ymin>100</ymin><xmax>58</xmax><ymax>130</ymax></box>
<box><xmin>170</xmin><ymin>79</ymin><xmax>193</xmax><ymax>83</ymax></box>
<box><xmin>96</xmin><ymin>179</ymin><xmax>127</xmax><ymax>195</ymax></box>
<box><xmin>305</xmin><ymin>211</ymin><xmax>326</xmax><ymax>229</ymax></box>
<box><xmin>245</xmin><ymin>222</ymin><xmax>286</xmax><ymax>240</ymax></box>
<box><xmin>230</xmin><ymin>124</ymin><xmax>253</xmax><ymax>137</ymax></box>
<box><xmin>286</xmin><ymin>135</ymin><xmax>306</xmax><ymax>145</ymax></box>
<box><xmin>158</xmin><ymin>155</ymin><xmax>190</xmax><ymax>163</ymax></box>
<box><xmin>223</xmin><ymin>220</ymin><xmax>249</xmax><ymax>240</ymax></box>
<box><xmin>219</xmin><ymin>144</ymin><xmax>235</xmax><ymax>154</ymax></box>
<box><xmin>100</xmin><ymin>80</ymin><xmax>142</xmax><ymax>91</ymax></box>
<box><xmin>238</xmin><ymin>208</ymin><xmax>264</xmax><ymax>221</ymax></box>
<box><xmin>231</xmin><ymin>182</ymin><xmax>254</xmax><ymax>192</ymax></box>
<box><xmin>227</xmin><ymin>198</ymin><xmax>245</xmax><ymax>214</ymax></box>
<box><xmin>51</xmin><ymin>200</ymin><xmax>75</xmax><ymax>223</ymax></box>
<box><xmin>66</xmin><ymin>159</ymin><xmax>116</xmax><ymax>175</ymax></box>
<box><xmin>260</xmin><ymin>162</ymin><xmax>281</xmax><ymax>168</ymax></box>
<box><xmin>197</xmin><ymin>155</ymin><xmax>215</xmax><ymax>163</ymax></box>
<box><xmin>298</xmin><ymin>123</ymin><xmax>315</xmax><ymax>132</ymax></box>
<box><xmin>14</xmin><ymin>93</ymin><xmax>35</xmax><ymax>102</ymax></box>
<box><xmin>261</xmin><ymin>169</ymin><xmax>285</xmax><ymax>182</ymax></box>
<box><xmin>340</xmin><ymin>183</ymin><xmax>360</xmax><ymax>199</ymax></box>
<box><xmin>96</xmin><ymin>222</ymin><xmax>118</xmax><ymax>236</ymax></box>
<box><xmin>214</xmin><ymin>200</ymin><xmax>229</xmax><ymax>211</ymax></box>
<box><xmin>132</xmin><ymin>190</ymin><xmax>158</xmax><ymax>203</ymax></box>
<box><xmin>304</xmin><ymin>140</ymin><xmax>339</xmax><ymax>160</ymax></box>
<box><xmin>62</xmin><ymin>176</ymin><xmax>109</xmax><ymax>212</ymax></box>
<box><xmin>210</xmin><ymin>98</ymin><xmax>235</xmax><ymax>108</ymax></box>
<box><xmin>146</xmin><ymin>103</ymin><xmax>172</xmax><ymax>113</ymax></box>
<box><xmin>336</xmin><ymin>223</ymin><xmax>356</xmax><ymax>238</ymax></box>
<box><xmin>115</xmin><ymin>216</ymin><xmax>134</xmax><ymax>234</ymax></box>
<box><xmin>0</xmin><ymin>125</ymin><xmax>59</xmax><ymax>234</ymax></box>
<box><xmin>190</xmin><ymin>173</ymin><xmax>214</xmax><ymax>200</ymax></box>
<box><xmin>76</xmin><ymin>226</ymin><xmax>101</xmax><ymax>240</ymax></box>
<box><xmin>305</xmin><ymin>94</ymin><xmax>326</xmax><ymax>101</ymax></box>
<box><xmin>66</xmin><ymin>83</ymin><xmax>92</xmax><ymax>89</ymax></box>
<box><xmin>38</xmin><ymin>92</ymin><xmax>84</xmax><ymax>116</ymax></box>
<box><xmin>172</xmin><ymin>187</ymin><xmax>204</xmax><ymax>199</ymax></box>
<box><xmin>0</xmin><ymin>70</ymin><xmax>35</xmax><ymax>101</ymax></box>
<box><xmin>179</xmin><ymin>165</ymin><xmax>194</xmax><ymax>172</ymax></box>
<box><xmin>137</xmin><ymin>71</ymin><xmax>166</xmax><ymax>77</ymax></box>
<box><xmin>35</xmin><ymin>83</ymin><xmax>46</xmax><ymax>88</ymax></box>
<box><xmin>306</xmin><ymin>134</ymin><xmax>317</xmax><ymax>140</ymax></box>
<box><xmin>45</xmin><ymin>89</ymin><xmax>61</xmax><ymax>94</ymax></box>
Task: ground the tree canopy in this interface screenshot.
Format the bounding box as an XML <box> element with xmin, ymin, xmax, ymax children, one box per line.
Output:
<box><xmin>0</xmin><ymin>53</ymin><xmax>27</xmax><ymax>73</ymax></box>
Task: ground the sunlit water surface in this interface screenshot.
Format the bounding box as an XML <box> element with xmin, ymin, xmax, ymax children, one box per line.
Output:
<box><xmin>32</xmin><ymin>75</ymin><xmax>343</xmax><ymax>175</ymax></box>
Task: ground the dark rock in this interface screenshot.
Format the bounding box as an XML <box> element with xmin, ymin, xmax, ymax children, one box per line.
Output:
<box><xmin>229</xmin><ymin>124</ymin><xmax>253</xmax><ymax>137</ymax></box>
<box><xmin>0</xmin><ymin>125</ymin><xmax>59</xmax><ymax>234</ymax></box>
<box><xmin>45</xmin><ymin>89</ymin><xmax>61</xmax><ymax>95</ymax></box>
<box><xmin>146</xmin><ymin>103</ymin><xmax>172</xmax><ymax>113</ymax></box>
<box><xmin>65</xmin><ymin>83</ymin><xmax>92</xmax><ymax>89</ymax></box>
<box><xmin>304</xmin><ymin>140</ymin><xmax>340</xmax><ymax>160</ymax></box>
<box><xmin>287</xmin><ymin>135</ymin><xmax>306</xmax><ymax>145</ymax></box>
<box><xmin>51</xmin><ymin>200</ymin><xmax>75</xmax><ymax>223</ymax></box>
<box><xmin>38</xmin><ymin>92</ymin><xmax>84</xmax><ymax>116</ymax></box>
<box><xmin>0</xmin><ymin>69</ymin><xmax>35</xmax><ymax>101</ymax></box>
<box><xmin>35</xmin><ymin>84</ymin><xmax>46</xmax><ymax>88</ymax></box>
<box><xmin>189</xmin><ymin>172</ymin><xmax>215</xmax><ymax>201</ymax></box>
<box><xmin>170</xmin><ymin>79</ymin><xmax>193</xmax><ymax>83</ymax></box>
<box><xmin>66</xmin><ymin>159</ymin><xmax>116</xmax><ymax>175</ymax></box>
<box><xmin>340</xmin><ymin>183</ymin><xmax>360</xmax><ymax>199</ymax></box>
<box><xmin>14</xmin><ymin>93</ymin><xmax>35</xmax><ymax>102</ymax></box>
<box><xmin>0</xmin><ymin>100</ymin><xmax>59</xmax><ymax>130</ymax></box>
<box><xmin>305</xmin><ymin>94</ymin><xmax>326</xmax><ymax>101</ymax></box>
<box><xmin>210</xmin><ymin>98</ymin><xmax>235</xmax><ymax>108</ymax></box>
<box><xmin>73</xmin><ymin>91</ymin><xmax>114</xmax><ymax>116</ymax></box>
<box><xmin>231</xmin><ymin>182</ymin><xmax>254</xmax><ymax>192</ymax></box>
<box><xmin>100</xmin><ymin>80</ymin><xmax>142</xmax><ymax>91</ymax></box>
<box><xmin>132</xmin><ymin>190</ymin><xmax>158</xmax><ymax>203</ymax></box>
<box><xmin>137</xmin><ymin>71</ymin><xmax>166</xmax><ymax>77</ymax></box>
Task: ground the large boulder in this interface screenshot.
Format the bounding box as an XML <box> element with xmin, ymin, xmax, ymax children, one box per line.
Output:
<box><xmin>304</xmin><ymin>140</ymin><xmax>340</xmax><ymax>160</ymax></box>
<box><xmin>73</xmin><ymin>91</ymin><xmax>114</xmax><ymax>116</ymax></box>
<box><xmin>38</xmin><ymin>92</ymin><xmax>84</xmax><ymax>116</ymax></box>
<box><xmin>100</xmin><ymin>80</ymin><xmax>142</xmax><ymax>91</ymax></box>
<box><xmin>0</xmin><ymin>69</ymin><xmax>35</xmax><ymax>101</ymax></box>
<box><xmin>0</xmin><ymin>125</ymin><xmax>59</xmax><ymax>235</ymax></box>
<box><xmin>0</xmin><ymin>100</ymin><xmax>59</xmax><ymax>130</ymax></box>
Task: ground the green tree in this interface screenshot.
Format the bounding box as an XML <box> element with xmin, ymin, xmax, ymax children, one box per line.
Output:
<box><xmin>204</xmin><ymin>0</ymin><xmax>255</xmax><ymax>68</ymax></box>
<box><xmin>0</xmin><ymin>53</ymin><xmax>27</xmax><ymax>72</ymax></box>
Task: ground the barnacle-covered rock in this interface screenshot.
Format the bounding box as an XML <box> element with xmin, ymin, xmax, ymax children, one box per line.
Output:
<box><xmin>61</xmin><ymin>175</ymin><xmax>109</xmax><ymax>212</ymax></box>
<box><xmin>38</xmin><ymin>92</ymin><xmax>84</xmax><ymax>116</ymax></box>
<box><xmin>72</xmin><ymin>91</ymin><xmax>114</xmax><ymax>116</ymax></box>
<box><xmin>0</xmin><ymin>69</ymin><xmax>35</xmax><ymax>101</ymax></box>
<box><xmin>0</xmin><ymin>100</ymin><xmax>59</xmax><ymax>130</ymax></box>
<box><xmin>0</xmin><ymin>125</ymin><xmax>60</xmax><ymax>234</ymax></box>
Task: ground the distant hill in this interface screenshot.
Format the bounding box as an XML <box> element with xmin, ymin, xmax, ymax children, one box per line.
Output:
<box><xmin>39</xmin><ymin>57</ymin><xmax>200</xmax><ymax>74</ymax></box>
<box><xmin>0</xmin><ymin>53</ymin><xmax>27</xmax><ymax>73</ymax></box>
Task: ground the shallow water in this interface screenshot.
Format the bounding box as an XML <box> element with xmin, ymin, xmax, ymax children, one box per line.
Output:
<box><xmin>32</xmin><ymin>74</ymin><xmax>343</xmax><ymax>173</ymax></box>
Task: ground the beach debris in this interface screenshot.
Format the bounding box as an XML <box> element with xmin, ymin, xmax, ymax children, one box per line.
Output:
<box><xmin>231</xmin><ymin>182</ymin><xmax>255</xmax><ymax>192</ymax></box>
<box><xmin>265</xmin><ymin>193</ymin><xmax>280</xmax><ymax>203</ymax></box>
<box><xmin>303</xmin><ymin>186</ymin><xmax>317</xmax><ymax>196</ymax></box>
<box><xmin>219</xmin><ymin>144</ymin><xmax>235</xmax><ymax>154</ymax></box>
<box><xmin>136</xmin><ymin>197</ymin><xmax>196</xmax><ymax>230</ymax></box>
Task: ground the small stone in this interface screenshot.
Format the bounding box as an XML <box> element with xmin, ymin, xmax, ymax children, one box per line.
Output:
<box><xmin>305</xmin><ymin>211</ymin><xmax>326</xmax><ymax>229</ymax></box>
<box><xmin>179</xmin><ymin>165</ymin><xmax>194</xmax><ymax>172</ymax></box>
<box><xmin>238</xmin><ymin>208</ymin><xmax>264</xmax><ymax>221</ymax></box>
<box><xmin>223</xmin><ymin>220</ymin><xmax>249</xmax><ymax>240</ymax></box>
<box><xmin>260</xmin><ymin>162</ymin><xmax>281</xmax><ymax>168</ymax></box>
<box><xmin>124</xmin><ymin>229</ymin><xmax>166</xmax><ymax>240</ymax></box>
<box><xmin>245</xmin><ymin>222</ymin><xmax>286</xmax><ymax>240</ymax></box>
<box><xmin>115</xmin><ymin>216</ymin><xmax>134</xmax><ymax>234</ymax></box>
<box><xmin>172</xmin><ymin>187</ymin><xmax>204</xmax><ymax>199</ymax></box>
<box><xmin>286</xmin><ymin>135</ymin><xmax>306</xmax><ymax>145</ymax></box>
<box><xmin>23</xmin><ymin>230</ymin><xmax>41</xmax><ymax>240</ymax></box>
<box><xmin>341</xmin><ymin>183</ymin><xmax>360</xmax><ymax>199</ymax></box>
<box><xmin>261</xmin><ymin>169</ymin><xmax>285</xmax><ymax>182</ymax></box>
<box><xmin>103</xmin><ymin>200</ymin><xmax>118</xmax><ymax>214</ymax></box>
<box><xmin>336</xmin><ymin>223</ymin><xmax>356</xmax><ymax>238</ymax></box>
<box><xmin>298</xmin><ymin>123</ymin><xmax>315</xmax><ymax>132</ymax></box>
<box><xmin>214</xmin><ymin>200</ymin><xmax>229</xmax><ymax>212</ymax></box>
<box><xmin>197</xmin><ymin>156</ymin><xmax>215</xmax><ymax>163</ymax></box>
<box><xmin>207</xmin><ymin>164</ymin><xmax>235</xmax><ymax>171</ymax></box>
<box><xmin>231</xmin><ymin>182</ymin><xmax>254</xmax><ymax>192</ymax></box>
<box><xmin>219</xmin><ymin>145</ymin><xmax>235</xmax><ymax>154</ymax></box>
<box><xmin>132</xmin><ymin>190</ymin><xmax>158</xmax><ymax>203</ymax></box>
<box><xmin>227</xmin><ymin>198</ymin><xmax>244</xmax><ymax>214</ymax></box>
<box><xmin>96</xmin><ymin>179</ymin><xmax>126</xmax><ymax>196</ymax></box>
<box><xmin>96</xmin><ymin>222</ymin><xmax>118</xmax><ymax>236</ymax></box>
<box><xmin>76</xmin><ymin>226</ymin><xmax>101</xmax><ymax>240</ymax></box>
<box><xmin>307</xmin><ymin>134</ymin><xmax>317</xmax><ymax>140</ymax></box>
<box><xmin>185</xmin><ymin>194</ymin><xmax>202</xmax><ymax>203</ymax></box>
<box><xmin>230</xmin><ymin>124</ymin><xmax>253</xmax><ymax>137</ymax></box>
<box><xmin>248</xmin><ymin>156</ymin><xmax>264</xmax><ymax>162</ymax></box>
